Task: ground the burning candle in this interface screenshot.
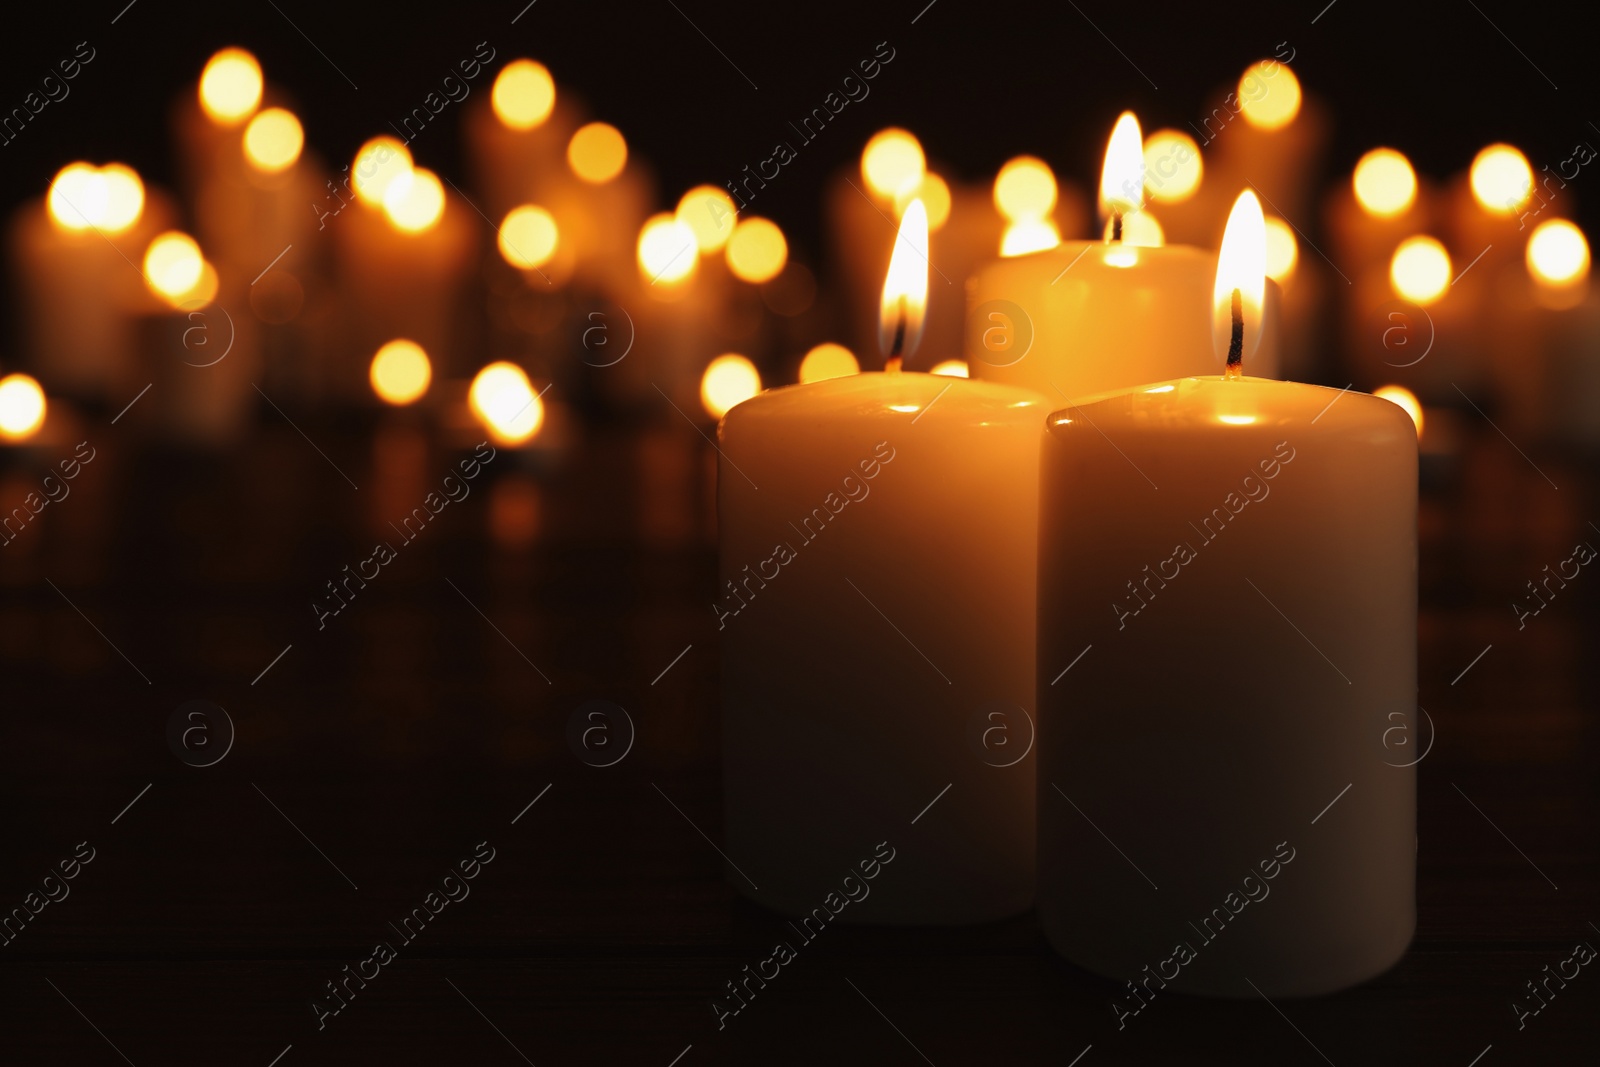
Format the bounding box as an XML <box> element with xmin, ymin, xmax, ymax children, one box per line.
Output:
<box><xmin>1037</xmin><ymin>192</ymin><xmax>1416</xmax><ymax>996</ymax></box>
<box><xmin>968</xmin><ymin>113</ymin><xmax>1280</xmax><ymax>400</ymax></box>
<box><xmin>719</xmin><ymin>200</ymin><xmax>1046</xmax><ymax>923</ymax></box>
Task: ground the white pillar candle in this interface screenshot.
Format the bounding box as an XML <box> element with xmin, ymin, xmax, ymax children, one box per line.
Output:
<box><xmin>1036</xmin><ymin>193</ymin><xmax>1416</xmax><ymax>997</ymax></box>
<box><xmin>967</xmin><ymin>113</ymin><xmax>1278</xmax><ymax>401</ymax></box>
<box><xmin>720</xmin><ymin>201</ymin><xmax>1045</xmax><ymax>923</ymax></box>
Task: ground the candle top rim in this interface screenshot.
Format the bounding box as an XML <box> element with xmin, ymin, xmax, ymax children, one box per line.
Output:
<box><xmin>722</xmin><ymin>370</ymin><xmax>1048</xmax><ymax>425</ymax></box>
<box><xmin>1045</xmin><ymin>376</ymin><xmax>1417</xmax><ymax>439</ymax></box>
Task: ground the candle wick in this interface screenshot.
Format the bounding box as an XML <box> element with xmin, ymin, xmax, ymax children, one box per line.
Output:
<box><xmin>888</xmin><ymin>305</ymin><xmax>907</xmax><ymax>368</ymax></box>
<box><xmin>1226</xmin><ymin>287</ymin><xmax>1244</xmax><ymax>380</ymax></box>
<box><xmin>1111</xmin><ymin>208</ymin><xmax>1123</xmax><ymax>244</ymax></box>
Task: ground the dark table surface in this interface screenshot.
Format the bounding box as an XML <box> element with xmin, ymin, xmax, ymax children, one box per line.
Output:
<box><xmin>2</xmin><ymin>409</ymin><xmax>1596</xmax><ymax>1066</ymax></box>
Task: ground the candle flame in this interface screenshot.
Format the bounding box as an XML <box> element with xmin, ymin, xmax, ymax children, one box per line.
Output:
<box><xmin>879</xmin><ymin>198</ymin><xmax>929</xmax><ymax>365</ymax></box>
<box><xmin>1213</xmin><ymin>191</ymin><xmax>1266</xmax><ymax>372</ymax></box>
<box><xmin>1099</xmin><ymin>111</ymin><xmax>1145</xmax><ymax>232</ymax></box>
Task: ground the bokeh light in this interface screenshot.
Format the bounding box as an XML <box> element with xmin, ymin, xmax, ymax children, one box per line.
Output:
<box><xmin>994</xmin><ymin>156</ymin><xmax>1057</xmax><ymax>223</ymax></box>
<box><xmin>383</xmin><ymin>168</ymin><xmax>445</xmax><ymax>233</ymax></box>
<box><xmin>1142</xmin><ymin>130</ymin><xmax>1203</xmax><ymax>203</ymax></box>
<box><xmin>676</xmin><ymin>186</ymin><xmax>738</xmax><ymax>253</ymax></box>
<box><xmin>798</xmin><ymin>343</ymin><xmax>858</xmax><ymax>384</ymax></box>
<box><xmin>199</xmin><ymin>48</ymin><xmax>262</xmax><ymax>125</ymax></box>
<box><xmin>0</xmin><ymin>374</ymin><xmax>47</xmax><ymax>440</ymax></box>
<box><xmin>895</xmin><ymin>173</ymin><xmax>951</xmax><ymax>232</ymax></box>
<box><xmin>1000</xmin><ymin>219</ymin><xmax>1061</xmax><ymax>257</ymax></box>
<box><xmin>1526</xmin><ymin>218</ymin><xmax>1589</xmax><ymax>286</ymax></box>
<box><xmin>353</xmin><ymin>137</ymin><xmax>413</xmax><ymax>207</ymax></box>
<box><xmin>861</xmin><ymin>128</ymin><xmax>925</xmax><ymax>200</ymax></box>
<box><xmin>1374</xmin><ymin>385</ymin><xmax>1424</xmax><ymax>437</ymax></box>
<box><xmin>1389</xmin><ymin>236</ymin><xmax>1452</xmax><ymax>305</ymax></box>
<box><xmin>700</xmin><ymin>354</ymin><xmax>761</xmax><ymax>418</ymax></box>
<box><xmin>243</xmin><ymin>108</ymin><xmax>304</xmax><ymax>174</ymax></box>
<box><xmin>1470</xmin><ymin>144</ymin><xmax>1533</xmax><ymax>215</ymax></box>
<box><xmin>470</xmin><ymin>362</ymin><xmax>544</xmax><ymax>444</ymax></box>
<box><xmin>1264</xmin><ymin>217</ymin><xmax>1298</xmax><ymax>281</ymax></box>
<box><xmin>1352</xmin><ymin>148</ymin><xmax>1417</xmax><ymax>218</ymax></box>
<box><xmin>498</xmin><ymin>205</ymin><xmax>560</xmax><ymax>269</ymax></box>
<box><xmin>47</xmin><ymin>163</ymin><xmax>143</xmax><ymax>234</ymax></box>
<box><xmin>638</xmin><ymin>214</ymin><xmax>698</xmax><ymax>283</ymax></box>
<box><xmin>1238</xmin><ymin>60</ymin><xmax>1301</xmax><ymax>131</ymax></box>
<box><xmin>370</xmin><ymin>340</ymin><xmax>432</xmax><ymax>405</ymax></box>
<box><xmin>930</xmin><ymin>360</ymin><xmax>969</xmax><ymax>377</ymax></box>
<box><xmin>568</xmin><ymin>122</ymin><xmax>627</xmax><ymax>183</ymax></box>
<box><xmin>143</xmin><ymin>232</ymin><xmax>204</xmax><ymax>300</ymax></box>
<box><xmin>492</xmin><ymin>60</ymin><xmax>556</xmax><ymax>130</ymax></box>
<box><xmin>726</xmin><ymin>217</ymin><xmax>788</xmax><ymax>283</ymax></box>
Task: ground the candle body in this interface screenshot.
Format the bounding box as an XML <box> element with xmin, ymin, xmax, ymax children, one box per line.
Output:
<box><xmin>720</xmin><ymin>372</ymin><xmax>1045</xmax><ymax>923</ymax></box>
<box><xmin>967</xmin><ymin>244</ymin><xmax>1280</xmax><ymax>400</ymax></box>
<box><xmin>1037</xmin><ymin>377</ymin><xmax>1416</xmax><ymax>996</ymax></box>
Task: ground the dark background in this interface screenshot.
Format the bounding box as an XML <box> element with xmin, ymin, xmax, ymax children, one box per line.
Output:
<box><xmin>0</xmin><ymin>0</ymin><xmax>1591</xmax><ymax>272</ymax></box>
<box><xmin>2</xmin><ymin>3</ymin><xmax>1597</xmax><ymax>1065</ymax></box>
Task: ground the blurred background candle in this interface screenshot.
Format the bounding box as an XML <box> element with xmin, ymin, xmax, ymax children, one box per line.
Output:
<box><xmin>1037</xmin><ymin>192</ymin><xmax>1416</xmax><ymax>996</ymax></box>
<box><xmin>465</xmin><ymin>57</ymin><xmax>572</xmax><ymax>218</ymax></box>
<box><xmin>1207</xmin><ymin>58</ymin><xmax>1328</xmax><ymax>225</ymax></box>
<box><xmin>9</xmin><ymin>163</ymin><xmax>168</xmax><ymax>402</ymax></box>
<box><xmin>334</xmin><ymin>147</ymin><xmax>476</xmax><ymax>399</ymax></box>
<box><xmin>720</xmin><ymin>201</ymin><xmax>1045</xmax><ymax>923</ymax></box>
<box><xmin>968</xmin><ymin>112</ymin><xmax>1279</xmax><ymax>399</ymax></box>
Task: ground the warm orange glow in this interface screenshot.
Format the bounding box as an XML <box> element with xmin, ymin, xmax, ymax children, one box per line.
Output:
<box><xmin>930</xmin><ymin>359</ymin><xmax>969</xmax><ymax>378</ymax></box>
<box><xmin>180</xmin><ymin>260</ymin><xmax>220</xmax><ymax>308</ymax></box>
<box><xmin>383</xmin><ymin>168</ymin><xmax>445</xmax><ymax>233</ymax></box>
<box><xmin>0</xmin><ymin>374</ymin><xmax>47</xmax><ymax>440</ymax></box>
<box><xmin>47</xmin><ymin>163</ymin><xmax>144</xmax><ymax>234</ymax></box>
<box><xmin>861</xmin><ymin>128</ymin><xmax>925</xmax><ymax>200</ymax></box>
<box><xmin>1526</xmin><ymin>219</ymin><xmax>1589</xmax><ymax>286</ymax></box>
<box><xmin>1471</xmin><ymin>144</ymin><xmax>1533</xmax><ymax>215</ymax></box>
<box><xmin>370</xmin><ymin>340</ymin><xmax>432</xmax><ymax>405</ymax></box>
<box><xmin>879</xmin><ymin>198</ymin><xmax>929</xmax><ymax>358</ymax></box>
<box><xmin>498</xmin><ymin>205</ymin><xmax>559</xmax><ymax>269</ymax></box>
<box><xmin>1000</xmin><ymin>218</ymin><xmax>1060</xmax><ymax>257</ymax></box>
<box><xmin>994</xmin><ymin>156</ymin><xmax>1057</xmax><ymax>222</ymax></box>
<box><xmin>895</xmin><ymin>173</ymin><xmax>951</xmax><ymax>232</ymax></box>
<box><xmin>1374</xmin><ymin>385</ymin><xmax>1424</xmax><ymax>437</ymax></box>
<box><xmin>492</xmin><ymin>60</ymin><xmax>556</xmax><ymax>130</ymax></box>
<box><xmin>798</xmin><ymin>343</ymin><xmax>859</xmax><ymax>384</ymax></box>
<box><xmin>1143</xmin><ymin>129</ymin><xmax>1203</xmax><ymax>203</ymax></box>
<box><xmin>1104</xmin><ymin>210</ymin><xmax>1164</xmax><ymax>247</ymax></box>
<box><xmin>568</xmin><ymin>122</ymin><xmax>627</xmax><ymax>183</ymax></box>
<box><xmin>353</xmin><ymin>137</ymin><xmax>413</xmax><ymax>207</ymax></box>
<box><xmin>144</xmin><ymin>232</ymin><xmax>204</xmax><ymax>300</ymax></box>
<box><xmin>199</xmin><ymin>48</ymin><xmax>263</xmax><ymax>125</ymax></box>
<box><xmin>700</xmin><ymin>354</ymin><xmax>761</xmax><ymax>418</ymax></box>
<box><xmin>243</xmin><ymin>107</ymin><xmax>304</xmax><ymax>174</ymax></box>
<box><xmin>1264</xmin><ymin>217</ymin><xmax>1298</xmax><ymax>282</ymax></box>
<box><xmin>676</xmin><ymin>185</ymin><xmax>738</xmax><ymax>253</ymax></box>
<box><xmin>470</xmin><ymin>362</ymin><xmax>544</xmax><ymax>443</ymax></box>
<box><xmin>1238</xmin><ymin>61</ymin><xmax>1301</xmax><ymax>131</ymax></box>
<box><xmin>1352</xmin><ymin>148</ymin><xmax>1416</xmax><ymax>218</ymax></box>
<box><xmin>638</xmin><ymin>213</ymin><xmax>698</xmax><ymax>283</ymax></box>
<box><xmin>1100</xmin><ymin>111</ymin><xmax>1146</xmax><ymax>227</ymax></box>
<box><xmin>726</xmin><ymin>217</ymin><xmax>787</xmax><ymax>283</ymax></box>
<box><xmin>1217</xmin><ymin>414</ymin><xmax>1258</xmax><ymax>426</ymax></box>
<box><xmin>1213</xmin><ymin>191</ymin><xmax>1267</xmax><ymax>365</ymax></box>
<box><xmin>1390</xmin><ymin>236</ymin><xmax>1451</xmax><ymax>305</ymax></box>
